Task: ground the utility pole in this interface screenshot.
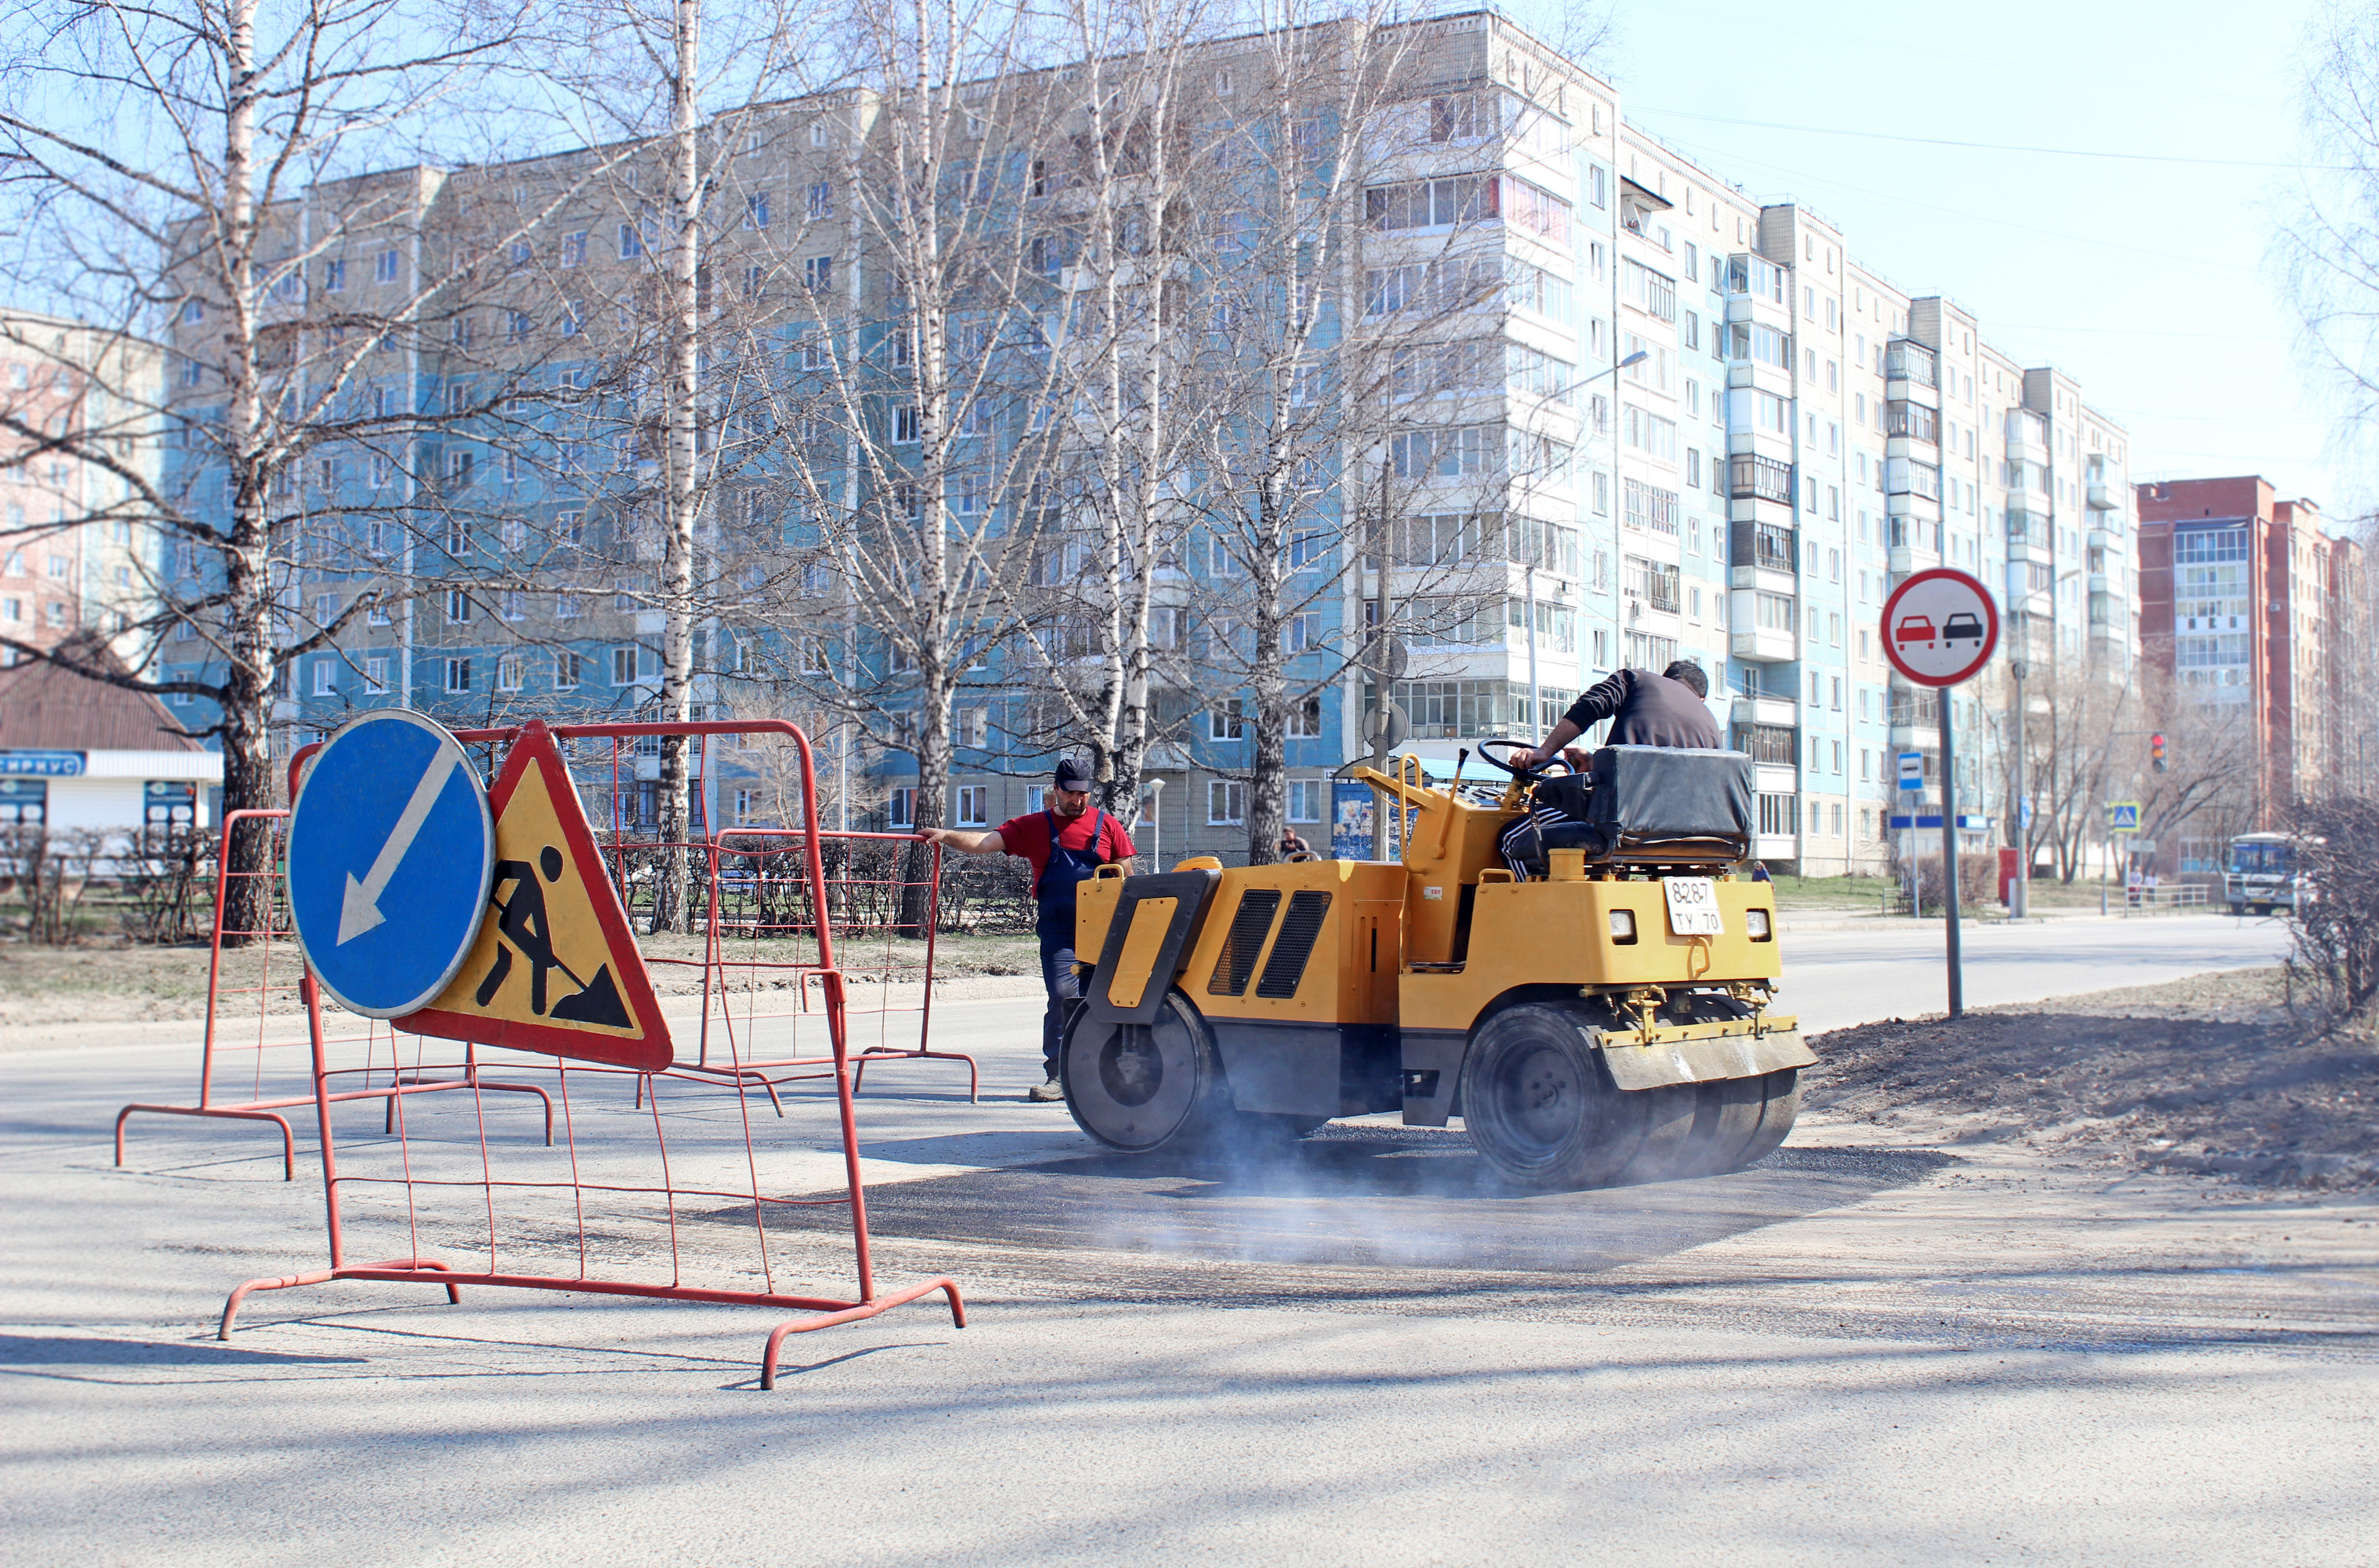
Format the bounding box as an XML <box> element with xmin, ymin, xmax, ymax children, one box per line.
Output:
<box><xmin>2010</xmin><ymin>652</ymin><xmax>2028</xmax><ymax>919</ymax></box>
<box><xmin>1368</xmin><ymin>458</ymin><xmax>1396</xmax><ymax>860</ymax></box>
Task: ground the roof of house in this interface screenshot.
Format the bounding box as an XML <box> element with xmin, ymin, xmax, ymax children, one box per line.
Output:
<box><xmin>0</xmin><ymin>653</ymin><xmax>205</xmax><ymax>754</ymax></box>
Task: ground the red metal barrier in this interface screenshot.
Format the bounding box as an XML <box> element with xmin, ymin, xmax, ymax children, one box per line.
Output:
<box><xmin>112</xmin><ymin>809</ymin><xmax>552</xmax><ymax>1179</ymax></box>
<box><xmin>217</xmin><ymin>720</ymin><xmax>964</xmax><ymax>1387</ymax></box>
<box><xmin>679</xmin><ymin>827</ymin><xmax>979</xmax><ymax>1107</ymax></box>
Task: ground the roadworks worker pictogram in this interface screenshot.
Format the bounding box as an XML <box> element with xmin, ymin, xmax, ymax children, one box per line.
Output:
<box><xmin>400</xmin><ymin>722</ymin><xmax>671</xmax><ymax>1070</ymax></box>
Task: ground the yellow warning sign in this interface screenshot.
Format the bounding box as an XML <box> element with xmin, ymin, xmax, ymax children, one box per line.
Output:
<box><xmin>398</xmin><ymin>723</ymin><xmax>671</xmax><ymax>1070</ymax></box>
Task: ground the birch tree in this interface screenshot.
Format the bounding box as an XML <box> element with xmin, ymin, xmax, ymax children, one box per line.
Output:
<box><xmin>767</xmin><ymin>0</ymin><xmax>1066</xmax><ymax>926</ymax></box>
<box><xmin>0</xmin><ymin>0</ymin><xmax>532</xmax><ymax>935</ymax></box>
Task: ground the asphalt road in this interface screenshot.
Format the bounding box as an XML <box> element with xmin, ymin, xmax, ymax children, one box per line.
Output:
<box><xmin>6</xmin><ymin>910</ymin><xmax>2371</xmax><ymax>1566</ymax></box>
<box><xmin>1777</xmin><ymin>910</ymin><xmax>2294</xmax><ymax>1031</ymax></box>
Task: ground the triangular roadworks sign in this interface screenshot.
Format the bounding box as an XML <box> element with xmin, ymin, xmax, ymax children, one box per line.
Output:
<box><xmin>398</xmin><ymin>722</ymin><xmax>671</xmax><ymax>1070</ymax></box>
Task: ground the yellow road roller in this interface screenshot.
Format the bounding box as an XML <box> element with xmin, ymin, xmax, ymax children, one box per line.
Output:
<box><xmin>1061</xmin><ymin>742</ymin><xmax>1812</xmax><ymax>1189</ymax></box>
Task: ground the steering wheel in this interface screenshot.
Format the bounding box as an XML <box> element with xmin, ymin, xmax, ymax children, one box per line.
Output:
<box><xmin>1476</xmin><ymin>738</ymin><xmax>1571</xmax><ymax>783</ymax></box>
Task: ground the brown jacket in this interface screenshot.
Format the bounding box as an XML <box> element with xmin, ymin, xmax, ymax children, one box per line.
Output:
<box><xmin>1561</xmin><ymin>668</ymin><xmax>1720</xmax><ymax>749</ymax></box>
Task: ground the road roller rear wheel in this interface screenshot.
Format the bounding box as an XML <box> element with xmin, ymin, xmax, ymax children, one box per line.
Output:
<box><xmin>1460</xmin><ymin>1002</ymin><xmax>1643</xmax><ymax>1190</ymax></box>
<box><xmin>1061</xmin><ymin>989</ymin><xmax>1231</xmax><ymax>1153</ymax></box>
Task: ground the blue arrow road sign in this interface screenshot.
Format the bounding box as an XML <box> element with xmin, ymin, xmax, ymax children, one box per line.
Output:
<box><xmin>287</xmin><ymin>711</ymin><xmax>494</xmax><ymax>1018</ymax></box>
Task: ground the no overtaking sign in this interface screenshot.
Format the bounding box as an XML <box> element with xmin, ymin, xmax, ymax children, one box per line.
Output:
<box><xmin>1882</xmin><ymin>568</ymin><xmax>2000</xmax><ymax>687</ymax></box>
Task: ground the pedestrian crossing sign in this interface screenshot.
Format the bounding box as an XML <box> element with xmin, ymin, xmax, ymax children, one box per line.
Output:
<box><xmin>2105</xmin><ymin>801</ymin><xmax>2141</xmax><ymax>834</ymax></box>
<box><xmin>398</xmin><ymin>721</ymin><xmax>671</xmax><ymax>1070</ymax></box>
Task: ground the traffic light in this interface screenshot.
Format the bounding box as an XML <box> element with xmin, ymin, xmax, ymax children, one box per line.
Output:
<box><xmin>2151</xmin><ymin>733</ymin><xmax>2168</xmax><ymax>772</ymax></box>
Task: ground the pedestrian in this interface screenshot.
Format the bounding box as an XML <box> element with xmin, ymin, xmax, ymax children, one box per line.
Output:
<box><xmin>921</xmin><ymin>756</ymin><xmax>1135</xmax><ymax>1102</ymax></box>
<box><xmin>1278</xmin><ymin>828</ymin><xmax>1312</xmax><ymax>858</ymax></box>
<box><xmin>1751</xmin><ymin>862</ymin><xmax>1773</xmax><ymax>884</ymax></box>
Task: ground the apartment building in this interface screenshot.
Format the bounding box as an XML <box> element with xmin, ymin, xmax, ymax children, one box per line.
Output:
<box><xmin>145</xmin><ymin>9</ymin><xmax>2143</xmax><ymax>871</ymax></box>
<box><xmin>0</xmin><ymin>312</ymin><xmax>163</xmax><ymax>665</ymax></box>
<box><xmin>2136</xmin><ymin>476</ymin><xmax>2367</xmax><ymax>833</ymax></box>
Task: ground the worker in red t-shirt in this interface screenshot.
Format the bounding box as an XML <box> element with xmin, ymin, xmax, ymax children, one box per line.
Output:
<box><xmin>921</xmin><ymin>757</ymin><xmax>1136</xmax><ymax>1101</ymax></box>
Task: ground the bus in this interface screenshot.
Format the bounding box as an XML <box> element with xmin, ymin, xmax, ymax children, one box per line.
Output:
<box><xmin>2225</xmin><ymin>833</ymin><xmax>2299</xmax><ymax>917</ymax></box>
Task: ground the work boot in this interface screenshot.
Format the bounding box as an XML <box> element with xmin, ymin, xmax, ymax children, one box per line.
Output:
<box><xmin>1027</xmin><ymin>1076</ymin><xmax>1065</xmax><ymax>1103</ymax></box>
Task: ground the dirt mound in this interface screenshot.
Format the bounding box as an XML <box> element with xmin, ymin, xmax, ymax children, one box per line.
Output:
<box><xmin>1806</xmin><ymin>967</ymin><xmax>2379</xmax><ymax>1189</ymax></box>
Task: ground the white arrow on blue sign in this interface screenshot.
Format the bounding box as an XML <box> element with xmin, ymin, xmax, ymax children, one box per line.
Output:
<box><xmin>287</xmin><ymin>711</ymin><xmax>495</xmax><ymax>1018</ymax></box>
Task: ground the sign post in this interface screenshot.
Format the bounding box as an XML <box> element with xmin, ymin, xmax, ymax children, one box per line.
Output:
<box><xmin>1880</xmin><ymin>568</ymin><xmax>2001</xmax><ymax>1018</ymax></box>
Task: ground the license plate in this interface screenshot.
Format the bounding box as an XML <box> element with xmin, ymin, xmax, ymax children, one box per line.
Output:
<box><xmin>1663</xmin><ymin>877</ymin><xmax>1725</xmax><ymax>936</ymax></box>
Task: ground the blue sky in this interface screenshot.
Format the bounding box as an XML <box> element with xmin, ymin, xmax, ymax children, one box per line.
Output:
<box><xmin>1517</xmin><ymin>0</ymin><xmax>2355</xmax><ymax>520</ymax></box>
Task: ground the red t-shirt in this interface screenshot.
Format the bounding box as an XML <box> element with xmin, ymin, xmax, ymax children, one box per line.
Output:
<box><xmin>996</xmin><ymin>807</ymin><xmax>1137</xmax><ymax>887</ymax></box>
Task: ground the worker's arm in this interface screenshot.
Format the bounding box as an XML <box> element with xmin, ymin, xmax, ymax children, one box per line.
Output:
<box><xmin>919</xmin><ymin>827</ymin><xmax>1006</xmax><ymax>856</ymax></box>
<box><xmin>1519</xmin><ymin>670</ymin><xmax>1633</xmax><ymax>768</ymax></box>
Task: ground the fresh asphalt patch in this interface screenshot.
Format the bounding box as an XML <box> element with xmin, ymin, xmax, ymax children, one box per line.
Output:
<box><xmin>735</xmin><ymin>1124</ymin><xmax>1951</xmax><ymax>1275</ymax></box>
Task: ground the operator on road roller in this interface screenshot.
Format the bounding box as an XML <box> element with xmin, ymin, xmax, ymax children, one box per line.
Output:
<box><xmin>1498</xmin><ymin>659</ymin><xmax>1720</xmax><ymax>878</ymax></box>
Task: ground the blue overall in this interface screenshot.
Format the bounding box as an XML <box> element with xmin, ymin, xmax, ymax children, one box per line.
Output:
<box><xmin>1034</xmin><ymin>808</ymin><xmax>1108</xmax><ymax>1077</ymax></box>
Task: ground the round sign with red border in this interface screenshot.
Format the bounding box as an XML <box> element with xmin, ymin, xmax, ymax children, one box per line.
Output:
<box><xmin>1880</xmin><ymin>567</ymin><xmax>1999</xmax><ymax>688</ymax></box>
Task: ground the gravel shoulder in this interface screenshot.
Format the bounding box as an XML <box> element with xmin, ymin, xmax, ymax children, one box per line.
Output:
<box><xmin>1807</xmin><ymin>966</ymin><xmax>2379</xmax><ymax>1189</ymax></box>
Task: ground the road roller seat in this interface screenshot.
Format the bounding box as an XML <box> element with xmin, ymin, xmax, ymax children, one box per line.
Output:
<box><xmin>1505</xmin><ymin>745</ymin><xmax>1755</xmax><ymax>875</ymax></box>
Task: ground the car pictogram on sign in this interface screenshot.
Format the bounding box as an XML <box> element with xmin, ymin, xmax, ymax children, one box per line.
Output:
<box><xmin>1942</xmin><ymin>611</ymin><xmax>1986</xmax><ymax>645</ymax></box>
<box><xmin>1895</xmin><ymin>614</ymin><xmax>1937</xmax><ymax>649</ymax></box>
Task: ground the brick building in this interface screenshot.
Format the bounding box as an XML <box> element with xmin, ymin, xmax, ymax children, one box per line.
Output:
<box><xmin>2136</xmin><ymin>475</ymin><xmax>2367</xmax><ymax>826</ymax></box>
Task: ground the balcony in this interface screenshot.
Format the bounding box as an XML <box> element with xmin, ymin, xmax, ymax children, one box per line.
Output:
<box><xmin>2086</xmin><ymin>474</ymin><xmax>2122</xmax><ymax>511</ymax></box>
<box><xmin>2005</xmin><ymin>408</ymin><xmax>2048</xmax><ymax>459</ymax></box>
<box><xmin>1728</xmin><ymin>520</ymin><xmax>1798</xmax><ymax>589</ymax></box>
<box><xmin>1740</xmin><ymin>693</ymin><xmax>1798</xmax><ymax>728</ymax></box>
<box><xmin>1731</xmin><ymin>624</ymin><xmax>1798</xmax><ymax>663</ymax></box>
<box><xmin>1885</xmin><ymin>400</ymin><xmax>1940</xmax><ymax>447</ymax></box>
<box><xmin>1728</xmin><ymin>453</ymin><xmax>1795</xmax><ymax>507</ymax></box>
<box><xmin>1733</xmin><ymin>723</ymin><xmax>1797</xmax><ymax>767</ymax></box>
<box><xmin>1885</xmin><ymin>339</ymin><xmax>1939</xmax><ymax>405</ymax></box>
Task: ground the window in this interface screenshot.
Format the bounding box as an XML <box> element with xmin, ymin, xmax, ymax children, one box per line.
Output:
<box><xmin>444</xmin><ymin>657</ymin><xmax>471</xmax><ymax>693</ymax></box>
<box><xmin>445</xmin><ymin>589</ymin><xmax>473</xmax><ymax>624</ymax></box>
<box><xmin>322</xmin><ymin>258</ymin><xmax>346</xmax><ymax>293</ymax></box>
<box><xmin>613</xmin><ymin>646</ymin><xmax>639</xmax><ymax>685</ymax></box>
<box><xmin>365</xmin><ymin>656</ymin><xmax>389</xmax><ymax>695</ymax></box>
<box><xmin>956</xmin><ymin>785</ymin><xmax>988</xmax><ymax>827</ymax></box>
<box><xmin>501</xmin><ymin>589</ymin><xmax>526</xmax><ymax>622</ymax></box>
<box><xmin>1209</xmin><ymin>699</ymin><xmax>1246</xmax><ymax>741</ymax></box>
<box><xmin>312</xmin><ymin>591</ymin><xmax>339</xmax><ymax>624</ymax></box>
<box><xmin>312</xmin><ymin>661</ymin><xmax>337</xmax><ymax>696</ymax></box>
<box><xmin>497</xmin><ymin>653</ymin><xmax>524</xmax><ymax>692</ymax></box>
<box><xmin>507</xmin><ymin>309</ymin><xmax>531</xmax><ymax>343</ymax></box>
<box><xmin>805</xmin><ymin>255</ymin><xmax>833</xmax><ymax>292</ymax></box>
<box><xmin>1288</xmin><ymin>696</ymin><xmax>1322</xmax><ymax>737</ymax></box>
<box><xmin>555</xmin><ymin>651</ymin><xmax>582</xmax><ymax>689</ymax></box>
<box><xmin>806</xmin><ymin>180</ymin><xmax>832</xmax><ymax>220</ymax></box>
<box><xmin>745</xmin><ymin>192</ymin><xmax>772</xmax><ymax>229</ymax></box>
<box><xmin>1288</xmin><ymin>779</ymin><xmax>1323</xmax><ymax>822</ymax></box>
<box><xmin>1623</xmin><ymin>259</ymin><xmax>1677</xmax><ymax>321</ymax></box>
<box><xmin>1207</xmin><ymin>779</ymin><xmax>1246</xmax><ymax>825</ymax></box>
<box><xmin>893</xmin><ymin>404</ymin><xmax>919</xmax><ymax>443</ymax></box>
<box><xmin>560</xmin><ymin>231</ymin><xmax>586</xmax><ymax>268</ymax></box>
<box><xmin>376</xmin><ymin>250</ymin><xmax>401</xmax><ymax>284</ymax></box>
